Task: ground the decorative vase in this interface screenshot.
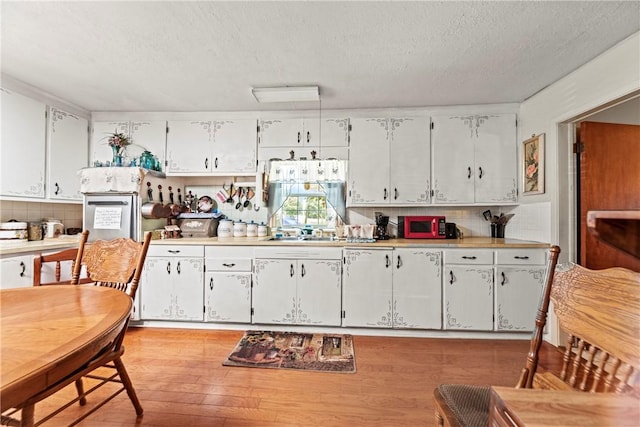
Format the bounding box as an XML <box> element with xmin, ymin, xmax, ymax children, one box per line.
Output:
<box><xmin>111</xmin><ymin>145</ymin><xmax>120</xmax><ymax>166</ymax></box>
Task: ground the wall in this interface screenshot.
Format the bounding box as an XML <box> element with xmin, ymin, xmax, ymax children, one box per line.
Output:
<box><xmin>0</xmin><ymin>200</ymin><xmax>83</xmax><ymax>230</ymax></box>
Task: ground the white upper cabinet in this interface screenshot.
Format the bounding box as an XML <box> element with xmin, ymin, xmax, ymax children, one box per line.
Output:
<box><xmin>257</xmin><ymin>117</ymin><xmax>349</xmax><ymax>161</ymax></box>
<box><xmin>47</xmin><ymin>107</ymin><xmax>88</xmax><ymax>200</ymax></box>
<box><xmin>348</xmin><ymin>116</ymin><xmax>430</xmax><ymax>205</ymax></box>
<box><xmin>90</xmin><ymin>120</ymin><xmax>166</xmax><ymax>171</ymax></box>
<box><xmin>166</xmin><ymin>119</ymin><xmax>257</xmax><ymax>175</ymax></box>
<box><xmin>0</xmin><ymin>88</ymin><xmax>47</xmax><ymax>198</ymax></box>
<box><xmin>431</xmin><ymin>114</ymin><xmax>517</xmax><ymax>204</ymax></box>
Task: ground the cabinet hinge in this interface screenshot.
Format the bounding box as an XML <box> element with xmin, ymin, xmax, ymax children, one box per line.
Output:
<box><xmin>341</xmin><ymin>310</ymin><xmax>346</xmax><ymax>319</ymax></box>
<box><xmin>430</xmin><ymin>189</ymin><xmax>434</xmax><ymax>197</ymax></box>
<box><xmin>573</xmin><ymin>142</ymin><xmax>585</xmax><ymax>153</ymax></box>
<box><xmin>430</xmin><ymin>122</ymin><xmax>434</xmax><ymax>130</ymax></box>
<box><xmin>251</xmin><ymin>307</ymin><xmax>255</xmax><ymax>315</ymax></box>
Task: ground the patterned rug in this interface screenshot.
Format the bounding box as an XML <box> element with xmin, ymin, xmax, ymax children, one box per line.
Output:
<box><xmin>223</xmin><ymin>331</ymin><xmax>356</xmax><ymax>373</ymax></box>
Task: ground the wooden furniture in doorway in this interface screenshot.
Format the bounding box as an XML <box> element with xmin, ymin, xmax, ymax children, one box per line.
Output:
<box><xmin>434</xmin><ymin>249</ymin><xmax>640</xmax><ymax>426</ymax></box>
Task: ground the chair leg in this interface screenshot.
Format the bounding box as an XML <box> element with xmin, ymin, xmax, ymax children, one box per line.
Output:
<box><xmin>20</xmin><ymin>405</ymin><xmax>34</xmax><ymax>427</ymax></box>
<box><xmin>74</xmin><ymin>379</ymin><xmax>87</xmax><ymax>406</ymax></box>
<box><xmin>113</xmin><ymin>357</ymin><xmax>143</xmax><ymax>416</ymax></box>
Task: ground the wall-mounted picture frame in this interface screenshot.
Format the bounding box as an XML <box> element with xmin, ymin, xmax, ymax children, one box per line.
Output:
<box><xmin>522</xmin><ymin>133</ymin><xmax>545</xmax><ymax>195</ymax></box>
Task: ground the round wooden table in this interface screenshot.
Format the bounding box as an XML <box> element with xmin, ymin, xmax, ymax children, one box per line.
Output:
<box><xmin>1</xmin><ymin>285</ymin><xmax>132</xmax><ymax>413</ymax></box>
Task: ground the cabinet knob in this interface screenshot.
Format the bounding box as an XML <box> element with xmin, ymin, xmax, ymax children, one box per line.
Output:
<box><xmin>467</xmin><ymin>167</ymin><xmax>472</xmax><ymax>179</ymax></box>
<box><xmin>306</xmin><ymin>131</ymin><xmax>310</xmax><ymax>144</ymax></box>
<box><xmin>297</xmin><ymin>132</ymin><xmax>301</xmax><ymax>144</ymax></box>
<box><xmin>383</xmin><ymin>188</ymin><xmax>388</xmax><ymax>200</ymax></box>
<box><xmin>290</xmin><ymin>263</ymin><xmax>294</xmax><ymax>277</ymax></box>
<box><xmin>396</xmin><ymin>255</ymin><xmax>401</xmax><ymax>269</ymax></box>
<box><xmin>501</xmin><ymin>271</ymin><xmax>506</xmax><ymax>286</ymax></box>
<box><xmin>301</xmin><ymin>263</ymin><xmax>306</xmax><ymax>277</ymax></box>
<box><xmin>167</xmin><ymin>261</ymin><xmax>171</xmax><ymax>274</ymax></box>
<box><xmin>215</xmin><ymin>157</ymin><xmax>219</xmax><ymax>169</ymax></box>
<box><xmin>205</xmin><ymin>158</ymin><xmax>209</xmax><ymax>169</ymax></box>
<box><xmin>54</xmin><ymin>183</ymin><xmax>60</xmax><ymax>195</ymax></box>
<box><xmin>385</xmin><ymin>254</ymin><xmax>390</xmax><ymax>268</ymax></box>
<box><xmin>449</xmin><ymin>270</ymin><xmax>454</xmax><ymax>284</ymax></box>
<box><xmin>177</xmin><ymin>261</ymin><xmax>181</xmax><ymax>274</ymax></box>
<box><xmin>19</xmin><ymin>261</ymin><xmax>25</xmax><ymax>277</ymax></box>
<box><xmin>478</xmin><ymin>167</ymin><xmax>483</xmax><ymax>179</ymax></box>
<box><xmin>209</xmin><ymin>277</ymin><xmax>214</xmax><ymax>290</ymax></box>
<box><xmin>394</xmin><ymin>188</ymin><xmax>398</xmax><ymax>200</ymax></box>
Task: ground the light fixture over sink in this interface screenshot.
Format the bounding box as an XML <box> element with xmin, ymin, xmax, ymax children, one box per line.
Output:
<box><xmin>251</xmin><ymin>86</ymin><xmax>319</xmax><ymax>103</ymax></box>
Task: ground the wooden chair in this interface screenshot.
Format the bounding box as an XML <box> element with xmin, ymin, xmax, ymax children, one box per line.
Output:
<box><xmin>434</xmin><ymin>247</ymin><xmax>640</xmax><ymax>426</ymax></box>
<box><xmin>9</xmin><ymin>232</ymin><xmax>152</xmax><ymax>427</ymax></box>
<box><xmin>32</xmin><ymin>230</ymin><xmax>91</xmax><ymax>286</ymax></box>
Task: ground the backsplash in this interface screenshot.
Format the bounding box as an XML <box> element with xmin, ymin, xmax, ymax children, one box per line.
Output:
<box><xmin>0</xmin><ymin>201</ymin><xmax>83</xmax><ymax>231</ymax></box>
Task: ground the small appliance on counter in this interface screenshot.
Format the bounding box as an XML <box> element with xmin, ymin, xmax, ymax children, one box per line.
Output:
<box><xmin>375</xmin><ymin>212</ymin><xmax>390</xmax><ymax>240</ymax></box>
<box><xmin>397</xmin><ymin>215</ymin><xmax>446</xmax><ymax>239</ymax></box>
<box><xmin>176</xmin><ymin>212</ymin><xmax>223</xmax><ymax>238</ymax></box>
<box><xmin>445</xmin><ymin>222</ymin><xmax>459</xmax><ymax>239</ymax></box>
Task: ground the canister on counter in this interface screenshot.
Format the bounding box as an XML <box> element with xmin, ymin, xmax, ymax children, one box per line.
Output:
<box><xmin>28</xmin><ymin>222</ymin><xmax>44</xmax><ymax>241</ymax></box>
<box><xmin>246</xmin><ymin>221</ymin><xmax>258</xmax><ymax>237</ymax></box>
<box><xmin>233</xmin><ymin>220</ymin><xmax>247</xmax><ymax>237</ymax></box>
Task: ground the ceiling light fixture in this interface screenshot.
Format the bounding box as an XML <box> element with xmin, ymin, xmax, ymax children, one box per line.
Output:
<box><xmin>251</xmin><ymin>86</ymin><xmax>320</xmax><ymax>103</ymax></box>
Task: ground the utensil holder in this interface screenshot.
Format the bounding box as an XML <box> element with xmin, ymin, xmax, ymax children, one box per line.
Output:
<box><xmin>491</xmin><ymin>223</ymin><xmax>506</xmax><ymax>238</ymax></box>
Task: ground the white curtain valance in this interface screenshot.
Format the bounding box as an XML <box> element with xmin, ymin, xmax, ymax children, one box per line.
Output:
<box><xmin>268</xmin><ymin>160</ymin><xmax>346</xmax><ymax>183</ymax></box>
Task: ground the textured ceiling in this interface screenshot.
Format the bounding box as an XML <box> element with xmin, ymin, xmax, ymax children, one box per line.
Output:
<box><xmin>1</xmin><ymin>1</ymin><xmax>638</xmax><ymax>112</ymax></box>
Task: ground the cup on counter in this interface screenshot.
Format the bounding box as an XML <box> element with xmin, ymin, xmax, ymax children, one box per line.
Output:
<box><xmin>491</xmin><ymin>223</ymin><xmax>506</xmax><ymax>238</ymax></box>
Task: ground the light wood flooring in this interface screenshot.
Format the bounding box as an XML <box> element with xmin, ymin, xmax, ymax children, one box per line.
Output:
<box><xmin>25</xmin><ymin>327</ymin><xmax>562</xmax><ymax>426</ymax></box>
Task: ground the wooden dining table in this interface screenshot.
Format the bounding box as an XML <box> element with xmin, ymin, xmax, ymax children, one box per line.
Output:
<box><xmin>1</xmin><ymin>285</ymin><xmax>132</xmax><ymax>423</ymax></box>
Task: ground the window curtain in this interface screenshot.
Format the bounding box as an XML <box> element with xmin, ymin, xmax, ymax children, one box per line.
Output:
<box><xmin>267</xmin><ymin>160</ymin><xmax>347</xmax><ymax>220</ymax></box>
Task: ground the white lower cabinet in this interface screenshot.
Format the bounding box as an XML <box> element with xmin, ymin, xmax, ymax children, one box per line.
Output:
<box><xmin>443</xmin><ymin>250</ymin><xmax>494</xmax><ymax>331</ymax></box>
<box><xmin>0</xmin><ymin>254</ymin><xmax>34</xmax><ymax>289</ymax></box>
<box><xmin>342</xmin><ymin>247</ymin><xmax>442</xmax><ymax>329</ymax></box>
<box><xmin>204</xmin><ymin>246</ymin><xmax>253</xmax><ymax>323</ymax></box>
<box><xmin>253</xmin><ymin>247</ymin><xmax>342</xmax><ymax>326</ymax></box>
<box><xmin>494</xmin><ymin>249</ymin><xmax>547</xmax><ymax>331</ymax></box>
<box><xmin>141</xmin><ymin>245</ymin><xmax>204</xmax><ymax>321</ymax></box>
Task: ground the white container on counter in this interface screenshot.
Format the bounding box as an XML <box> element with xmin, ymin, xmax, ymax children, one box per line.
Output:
<box><xmin>217</xmin><ymin>219</ymin><xmax>233</xmax><ymax>238</ymax></box>
<box><xmin>257</xmin><ymin>222</ymin><xmax>269</xmax><ymax>237</ymax></box>
<box><xmin>44</xmin><ymin>220</ymin><xmax>64</xmax><ymax>239</ymax></box>
<box><xmin>233</xmin><ymin>220</ymin><xmax>247</xmax><ymax>237</ymax></box>
<box><xmin>246</xmin><ymin>221</ymin><xmax>258</xmax><ymax>237</ymax></box>
<box><xmin>0</xmin><ymin>221</ymin><xmax>28</xmax><ymax>240</ymax></box>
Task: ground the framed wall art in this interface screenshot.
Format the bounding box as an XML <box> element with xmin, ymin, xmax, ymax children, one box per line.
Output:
<box><xmin>522</xmin><ymin>133</ymin><xmax>545</xmax><ymax>195</ymax></box>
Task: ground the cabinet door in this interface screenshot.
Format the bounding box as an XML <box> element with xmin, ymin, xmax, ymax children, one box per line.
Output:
<box><xmin>253</xmin><ymin>259</ymin><xmax>297</xmax><ymax>324</ymax></box>
<box><xmin>90</xmin><ymin>121</ymin><xmax>129</xmax><ymax>165</ymax></box>
<box><xmin>342</xmin><ymin>249</ymin><xmax>393</xmax><ymax>327</ymax></box>
<box><xmin>47</xmin><ymin>108</ymin><xmax>88</xmax><ymax>200</ymax></box>
<box><xmin>431</xmin><ymin>115</ymin><xmax>475</xmax><ymax>203</ymax></box>
<box><xmin>173</xmin><ymin>257</ymin><xmax>204</xmax><ymax>321</ymax></box>
<box><xmin>389</xmin><ymin>117</ymin><xmax>431</xmax><ymax>204</ymax></box>
<box><xmin>166</xmin><ymin>120</ymin><xmax>212</xmax><ymax>173</ymax></box>
<box><xmin>473</xmin><ymin>114</ymin><xmax>517</xmax><ymax>203</ymax></box>
<box><xmin>212</xmin><ymin>119</ymin><xmax>257</xmax><ymax>174</ymax></box>
<box><xmin>348</xmin><ymin>118</ymin><xmax>390</xmax><ymax>205</ymax></box>
<box><xmin>495</xmin><ymin>266</ymin><xmax>545</xmax><ymax>331</ymax></box>
<box><xmin>205</xmin><ymin>272</ymin><xmax>252</xmax><ymax>323</ymax></box>
<box><xmin>316</xmin><ymin>118</ymin><xmax>350</xmax><ymax>147</ymax></box>
<box><xmin>258</xmin><ymin>119</ymin><xmax>303</xmax><ymax>147</ymax></box>
<box><xmin>140</xmin><ymin>257</ymin><xmax>175</xmax><ymax>319</ymax></box>
<box><xmin>297</xmin><ymin>259</ymin><xmax>342</xmax><ymax>326</ymax></box>
<box><xmin>129</xmin><ymin>121</ymin><xmax>167</xmax><ymax>172</ymax></box>
<box><xmin>393</xmin><ymin>249</ymin><xmax>441</xmax><ymax>329</ymax></box>
<box><xmin>0</xmin><ymin>254</ymin><xmax>34</xmax><ymax>289</ymax></box>
<box><xmin>443</xmin><ymin>265</ymin><xmax>494</xmax><ymax>330</ymax></box>
<box><xmin>1</xmin><ymin>88</ymin><xmax>46</xmax><ymax>198</ymax></box>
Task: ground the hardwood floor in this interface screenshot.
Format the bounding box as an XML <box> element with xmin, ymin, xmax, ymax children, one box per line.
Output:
<box><xmin>25</xmin><ymin>327</ymin><xmax>562</xmax><ymax>426</ymax></box>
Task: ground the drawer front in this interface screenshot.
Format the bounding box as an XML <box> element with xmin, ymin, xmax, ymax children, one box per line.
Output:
<box><xmin>495</xmin><ymin>249</ymin><xmax>545</xmax><ymax>265</ymax></box>
<box><xmin>206</xmin><ymin>258</ymin><xmax>252</xmax><ymax>272</ymax></box>
<box><xmin>444</xmin><ymin>250</ymin><xmax>494</xmax><ymax>265</ymax></box>
<box><xmin>205</xmin><ymin>246</ymin><xmax>255</xmax><ymax>259</ymax></box>
<box><xmin>254</xmin><ymin>246</ymin><xmax>342</xmax><ymax>260</ymax></box>
<box><xmin>147</xmin><ymin>245</ymin><xmax>204</xmax><ymax>257</ymax></box>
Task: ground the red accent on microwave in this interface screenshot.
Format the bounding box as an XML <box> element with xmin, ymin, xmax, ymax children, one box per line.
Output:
<box><xmin>398</xmin><ymin>216</ymin><xmax>446</xmax><ymax>239</ymax></box>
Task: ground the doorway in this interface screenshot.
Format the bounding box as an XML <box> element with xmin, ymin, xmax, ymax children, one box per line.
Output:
<box><xmin>575</xmin><ymin>106</ymin><xmax>640</xmax><ymax>271</ymax></box>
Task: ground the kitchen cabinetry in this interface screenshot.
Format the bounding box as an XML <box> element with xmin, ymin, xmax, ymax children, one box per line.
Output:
<box><xmin>140</xmin><ymin>245</ymin><xmax>204</xmax><ymax>321</ymax></box>
<box><xmin>257</xmin><ymin>117</ymin><xmax>349</xmax><ymax>161</ymax></box>
<box><xmin>0</xmin><ymin>254</ymin><xmax>34</xmax><ymax>289</ymax></box>
<box><xmin>494</xmin><ymin>249</ymin><xmax>547</xmax><ymax>331</ymax></box>
<box><xmin>1</xmin><ymin>88</ymin><xmax>46</xmax><ymax>198</ymax></box>
<box><xmin>431</xmin><ymin>114</ymin><xmax>517</xmax><ymax>204</ymax></box>
<box><xmin>253</xmin><ymin>247</ymin><xmax>342</xmax><ymax>326</ymax></box>
<box><xmin>342</xmin><ymin>247</ymin><xmax>441</xmax><ymax>328</ymax></box>
<box><xmin>166</xmin><ymin>119</ymin><xmax>256</xmax><ymax>175</ymax></box>
<box><xmin>47</xmin><ymin>107</ymin><xmax>88</xmax><ymax>200</ymax></box>
<box><xmin>204</xmin><ymin>246</ymin><xmax>253</xmax><ymax>323</ymax></box>
<box><xmin>348</xmin><ymin>116</ymin><xmax>430</xmax><ymax>205</ymax></box>
<box><xmin>443</xmin><ymin>250</ymin><xmax>494</xmax><ymax>331</ymax></box>
<box><xmin>90</xmin><ymin>120</ymin><xmax>167</xmax><ymax>170</ymax></box>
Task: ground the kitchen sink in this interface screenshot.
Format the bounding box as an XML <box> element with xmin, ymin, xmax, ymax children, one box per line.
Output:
<box><xmin>267</xmin><ymin>235</ymin><xmax>337</xmax><ymax>242</ymax></box>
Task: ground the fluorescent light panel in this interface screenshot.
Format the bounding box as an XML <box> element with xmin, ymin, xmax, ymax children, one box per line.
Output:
<box><xmin>252</xmin><ymin>86</ymin><xmax>319</xmax><ymax>103</ymax></box>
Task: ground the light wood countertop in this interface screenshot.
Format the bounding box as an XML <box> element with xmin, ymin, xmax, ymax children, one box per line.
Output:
<box><xmin>0</xmin><ymin>236</ymin><xmax>82</xmax><ymax>256</ymax></box>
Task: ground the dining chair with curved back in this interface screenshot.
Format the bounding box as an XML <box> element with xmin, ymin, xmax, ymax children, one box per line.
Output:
<box><xmin>67</xmin><ymin>231</ymin><xmax>152</xmax><ymax>418</ymax></box>
<box><xmin>32</xmin><ymin>230</ymin><xmax>91</xmax><ymax>286</ymax></box>
<box><xmin>434</xmin><ymin>247</ymin><xmax>640</xmax><ymax>427</ymax></box>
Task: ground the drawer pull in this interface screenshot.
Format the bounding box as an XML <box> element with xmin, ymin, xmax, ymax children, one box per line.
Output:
<box><xmin>167</xmin><ymin>261</ymin><xmax>171</xmax><ymax>274</ymax></box>
<box><xmin>177</xmin><ymin>261</ymin><xmax>181</xmax><ymax>274</ymax></box>
<box><xmin>19</xmin><ymin>261</ymin><xmax>25</xmax><ymax>277</ymax></box>
<box><xmin>290</xmin><ymin>263</ymin><xmax>294</xmax><ymax>277</ymax></box>
<box><xmin>168</xmin><ymin>250</ymin><xmax>181</xmax><ymax>254</ymax></box>
<box><xmin>222</xmin><ymin>263</ymin><xmax>236</xmax><ymax>268</ymax></box>
<box><xmin>209</xmin><ymin>277</ymin><xmax>214</xmax><ymax>290</ymax></box>
<box><xmin>449</xmin><ymin>270</ymin><xmax>454</xmax><ymax>284</ymax></box>
<box><xmin>514</xmin><ymin>256</ymin><xmax>530</xmax><ymax>260</ymax></box>
<box><xmin>501</xmin><ymin>272</ymin><xmax>506</xmax><ymax>286</ymax></box>
<box><xmin>397</xmin><ymin>255</ymin><xmax>402</xmax><ymax>269</ymax></box>
<box><xmin>385</xmin><ymin>254</ymin><xmax>390</xmax><ymax>268</ymax></box>
<box><xmin>462</xmin><ymin>256</ymin><xmax>477</xmax><ymax>260</ymax></box>
<box><xmin>301</xmin><ymin>264</ymin><xmax>306</xmax><ymax>277</ymax></box>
